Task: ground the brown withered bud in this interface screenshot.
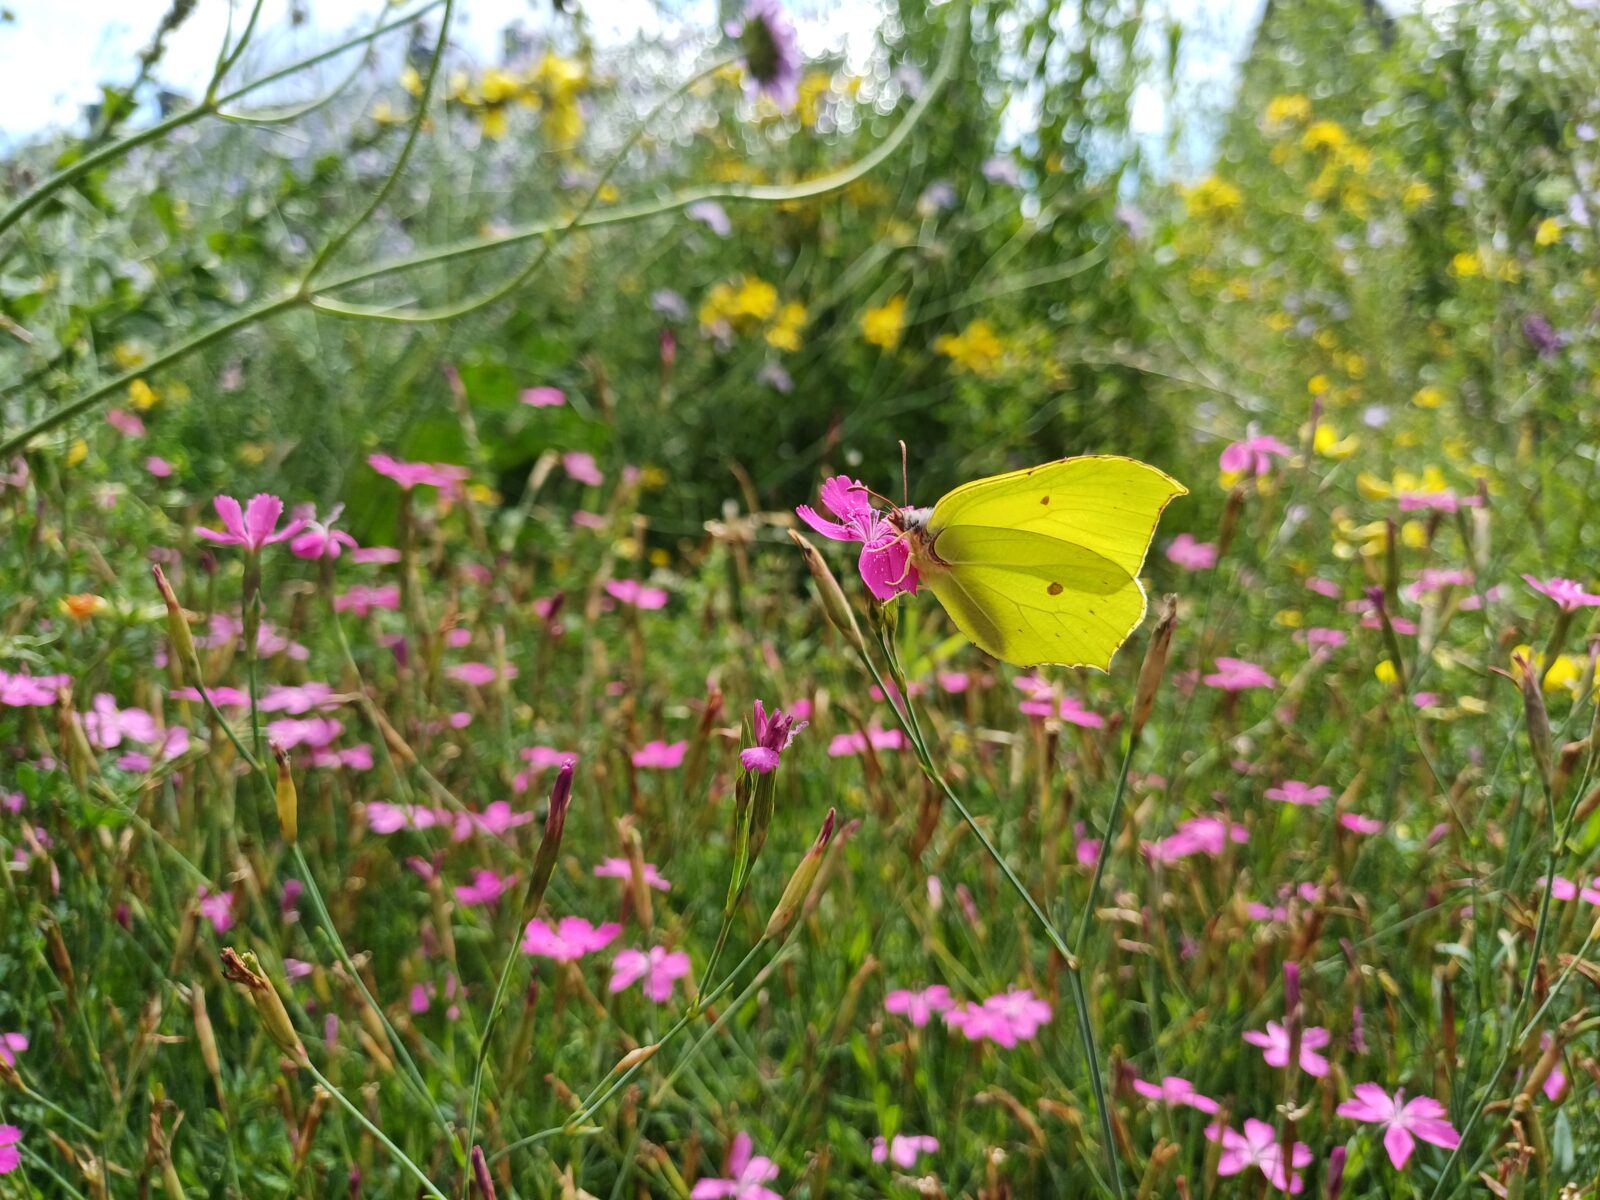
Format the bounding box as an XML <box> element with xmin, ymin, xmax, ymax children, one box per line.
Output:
<box><xmin>1131</xmin><ymin>594</ymin><xmax>1178</xmax><ymax>740</ymax></box>
<box><xmin>221</xmin><ymin>948</ymin><xmax>306</xmax><ymax>1063</ymax></box>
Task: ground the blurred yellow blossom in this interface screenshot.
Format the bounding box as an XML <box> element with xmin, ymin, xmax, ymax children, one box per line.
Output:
<box><xmin>400</xmin><ymin>66</ymin><xmax>423</xmax><ymax>96</ymax></box>
<box><xmin>797</xmin><ymin>72</ymin><xmax>831</xmax><ymax>127</ymax></box>
<box><xmin>700</xmin><ymin>276</ymin><xmax>779</xmax><ymax>329</ymax></box>
<box><xmin>111</xmin><ymin>343</ymin><xmax>147</xmax><ymax>370</ymax></box>
<box><xmin>1183</xmin><ymin>176</ymin><xmax>1243</xmax><ymax>217</ymax></box>
<box><xmin>765</xmin><ymin>302</ymin><xmax>807</xmax><ymax>352</ymax></box>
<box><xmin>1308</xmin><ymin>374</ymin><xmax>1330</xmax><ymax>396</ymax></box>
<box><xmin>1402</xmin><ymin>181</ymin><xmax>1434</xmax><ymax>209</ymax></box>
<box><xmin>1301</xmin><ymin>121</ymin><xmax>1349</xmax><ymax>153</ymax></box>
<box><xmin>934</xmin><ymin>320</ymin><xmax>1005</xmax><ymax>375</ymax></box>
<box><xmin>1511</xmin><ymin>646</ymin><xmax>1585</xmax><ymax>696</ymax></box>
<box><xmin>1412</xmin><ymin>385</ymin><xmax>1445</xmax><ymax>409</ymax></box>
<box><xmin>1313</xmin><ymin>424</ymin><xmax>1359</xmax><ymax>459</ymax></box>
<box><xmin>1374</xmin><ymin>660</ymin><xmax>1398</xmax><ymax>685</ymax></box>
<box><xmin>129</xmin><ymin>379</ymin><xmax>158</xmax><ymax>411</ymax></box>
<box><xmin>1265</xmin><ymin>94</ymin><xmax>1310</xmax><ymax>127</ymax></box>
<box><xmin>861</xmin><ymin>296</ymin><xmax>907</xmax><ymax>350</ymax></box>
<box><xmin>66</xmin><ymin>439</ymin><xmax>88</xmax><ymax>467</ymax></box>
<box><xmin>1535</xmin><ymin>217</ymin><xmax>1562</xmax><ymax>247</ymax></box>
<box><xmin>1450</xmin><ymin>251</ymin><xmax>1482</xmax><ymax>278</ymax></box>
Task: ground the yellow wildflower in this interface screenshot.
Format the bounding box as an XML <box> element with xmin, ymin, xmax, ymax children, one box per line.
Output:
<box><xmin>861</xmin><ymin>296</ymin><xmax>907</xmax><ymax>350</ymax></box>
<box><xmin>797</xmin><ymin>72</ymin><xmax>831</xmax><ymax>128</ymax></box>
<box><xmin>111</xmin><ymin>343</ymin><xmax>147</xmax><ymax>370</ymax></box>
<box><xmin>1450</xmin><ymin>251</ymin><xmax>1482</xmax><ymax>278</ymax></box>
<box><xmin>1183</xmin><ymin>176</ymin><xmax>1243</xmax><ymax>217</ymax></box>
<box><xmin>1308</xmin><ymin>374</ymin><xmax>1330</xmax><ymax>396</ymax></box>
<box><xmin>1313</xmin><ymin>424</ymin><xmax>1359</xmax><ymax>459</ymax></box>
<box><xmin>765</xmin><ymin>302</ymin><xmax>807</xmax><ymax>352</ymax></box>
<box><xmin>1535</xmin><ymin>217</ymin><xmax>1562</xmax><ymax>247</ymax></box>
<box><xmin>400</xmin><ymin>66</ymin><xmax>423</xmax><ymax>97</ymax></box>
<box><xmin>1301</xmin><ymin>121</ymin><xmax>1349</xmax><ymax>153</ymax></box>
<box><xmin>1264</xmin><ymin>94</ymin><xmax>1310</xmax><ymax>127</ymax></box>
<box><xmin>129</xmin><ymin>379</ymin><xmax>158</xmax><ymax>411</ymax></box>
<box><xmin>1374</xmin><ymin>660</ymin><xmax>1398</xmax><ymax>685</ymax></box>
<box><xmin>1402</xmin><ymin>180</ymin><xmax>1434</xmax><ymax>209</ymax></box>
<box><xmin>1412</xmin><ymin>385</ymin><xmax>1445</xmax><ymax>409</ymax></box>
<box><xmin>934</xmin><ymin>319</ymin><xmax>1005</xmax><ymax>376</ymax></box>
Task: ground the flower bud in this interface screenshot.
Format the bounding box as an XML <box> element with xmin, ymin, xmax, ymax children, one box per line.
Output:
<box><xmin>471</xmin><ymin>1146</ymin><xmax>498</xmax><ymax>1200</ymax></box>
<box><xmin>1510</xmin><ymin>651</ymin><xmax>1556</xmax><ymax>794</ymax></box>
<box><xmin>151</xmin><ymin>564</ymin><xmax>196</xmax><ymax>680</ymax></box>
<box><xmin>273</xmin><ymin>743</ymin><xmax>298</xmax><ymax>845</ymax></box>
<box><xmin>1131</xmin><ymin>594</ymin><xmax>1177</xmax><ymax>739</ymax></box>
<box><xmin>763</xmin><ymin>808</ymin><xmax>836</xmax><ymax>943</ymax></box>
<box><xmin>191</xmin><ymin>981</ymin><xmax>221</xmax><ymax>1078</ymax></box>
<box><xmin>220</xmin><ymin>948</ymin><xmax>306</xmax><ymax>1063</ymax></box>
<box><xmin>519</xmin><ymin>761</ymin><xmax>574</xmax><ymax>923</ymax></box>
<box><xmin>789</xmin><ymin>530</ymin><xmax>866</xmax><ymax>652</ymax></box>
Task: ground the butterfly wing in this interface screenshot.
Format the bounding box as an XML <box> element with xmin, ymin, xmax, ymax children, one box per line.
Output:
<box><xmin>928</xmin><ymin>455</ymin><xmax>1187</xmax><ymax>579</ymax></box>
<box><xmin>917</xmin><ymin>456</ymin><xmax>1186</xmax><ymax>669</ymax></box>
<box><xmin>918</xmin><ymin>525</ymin><xmax>1149</xmax><ymax>668</ymax></box>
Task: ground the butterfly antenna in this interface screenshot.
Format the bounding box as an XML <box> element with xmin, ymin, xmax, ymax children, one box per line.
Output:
<box><xmin>898</xmin><ymin>440</ymin><xmax>910</xmax><ymax>508</ymax></box>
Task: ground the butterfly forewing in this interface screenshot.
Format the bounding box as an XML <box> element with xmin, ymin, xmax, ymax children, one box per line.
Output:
<box><xmin>927</xmin><ymin>455</ymin><xmax>1187</xmax><ymax>579</ymax></box>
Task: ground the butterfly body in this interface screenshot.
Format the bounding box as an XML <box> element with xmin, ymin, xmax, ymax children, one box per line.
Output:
<box><xmin>893</xmin><ymin>455</ymin><xmax>1186</xmax><ymax>669</ymax></box>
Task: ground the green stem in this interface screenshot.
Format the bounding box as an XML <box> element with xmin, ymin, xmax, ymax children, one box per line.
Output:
<box><xmin>301</xmin><ymin>1059</ymin><xmax>448</xmax><ymax>1200</ymax></box>
<box><xmin>488</xmin><ymin>943</ymin><xmax>767</xmax><ymax>1166</ymax></box>
<box><xmin>854</xmin><ymin>646</ymin><xmax>1124</xmax><ymax>1200</ymax></box>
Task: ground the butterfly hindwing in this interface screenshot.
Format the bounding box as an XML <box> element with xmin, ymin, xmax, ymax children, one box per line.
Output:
<box><xmin>921</xmin><ymin>524</ymin><xmax>1149</xmax><ymax>669</ymax></box>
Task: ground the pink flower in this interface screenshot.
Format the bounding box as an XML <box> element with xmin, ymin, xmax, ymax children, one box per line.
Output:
<box><xmin>332</xmin><ymin>585</ymin><xmax>398</xmax><ymax>614</ymax></box>
<box><xmin>367</xmin><ymin>454</ymin><xmax>470</xmax><ymax>493</ymax></box>
<box><xmin>1523</xmin><ymin>574</ymin><xmax>1600</xmax><ymax>612</ymax></box>
<box><xmin>1306</xmin><ymin>577</ymin><xmax>1341</xmax><ymax>599</ymax></box>
<box><xmin>144</xmin><ymin>455</ymin><xmax>173</xmax><ymax>478</ymax></box>
<box><xmin>827</xmin><ymin>727</ymin><xmax>905</xmax><ymax>757</ymax></box>
<box><xmin>1166</xmin><ymin>533</ymin><xmax>1218</xmax><ymax>570</ymax></box>
<box><xmin>1243</xmin><ymin>1022</ymin><xmax>1330</xmax><ymax>1077</ymax></box>
<box><xmin>1339</xmin><ymin>813</ymin><xmax>1383</xmax><ymax>836</ymax></box>
<box><xmin>1203</xmin><ymin>657</ymin><xmax>1274</xmax><ymax>691</ymax></box>
<box><xmin>796</xmin><ymin>475</ymin><xmax>919</xmax><ymax>601</ymax></box>
<box><xmin>260</xmin><ymin>682</ymin><xmax>338</xmax><ymax>714</ymax></box>
<box><xmin>691</xmin><ymin>1132</ymin><xmax>780</xmax><ymax>1200</ymax></box>
<box><xmin>521</xmin><ymin>386</ymin><xmax>566</xmax><ymax>407</ymax></box>
<box><xmin>739</xmin><ymin>699</ymin><xmax>806</xmax><ymax>774</ymax></box>
<box><xmin>1144</xmin><ymin>815</ymin><xmax>1248</xmax><ymax>863</ymax></box>
<box><xmin>605</xmin><ymin>580</ymin><xmax>669</xmax><ymax>609</ymax></box>
<box><xmin>563</xmin><ymin>451</ymin><xmax>604</xmax><ymax>486</ymax></box>
<box><xmin>353</xmin><ymin>545</ymin><xmax>402</xmax><ymax>564</ymax></box>
<box><xmin>632</xmin><ymin>740</ymin><xmax>688</xmax><ymax>769</ymax></box>
<box><xmin>1219</xmin><ymin>434</ymin><xmax>1294</xmax><ymax>477</ymax></box>
<box><xmin>1208</xmin><ymin>1118</ymin><xmax>1312</xmax><ymax>1193</ymax></box>
<box><xmin>944</xmin><ymin>988</ymin><xmax>1052</xmax><ymax>1047</ymax></box>
<box><xmin>0</xmin><ymin>670</ymin><xmax>70</xmax><ymax>708</ymax></box>
<box><xmin>107</xmin><ymin>408</ymin><xmax>146</xmax><ymax>437</ymax></box>
<box><xmin>521</xmin><ymin>916</ymin><xmax>621</xmax><ymax>961</ymax></box>
<box><xmin>0</xmin><ymin>1125</ymin><xmax>19</xmax><ymax>1175</ymax></box>
<box><xmin>1019</xmin><ymin>693</ymin><xmax>1104</xmax><ymax>727</ymax></box>
<box><xmin>1399</xmin><ymin>489</ymin><xmax>1479</xmax><ymax>514</ymax></box>
<box><xmin>197</xmin><ymin>494</ymin><xmax>307</xmax><ymax>553</ymax></box>
<box><xmin>454</xmin><ymin>870</ymin><xmax>514</xmax><ymax>906</ymax></box>
<box><xmin>610</xmin><ymin>946</ymin><xmax>692</xmax><ymax>1002</ymax></box>
<box><xmin>1265</xmin><ymin>781</ymin><xmax>1330</xmax><ymax>807</ymax></box>
<box><xmin>447</xmin><ymin>662</ymin><xmax>516</xmax><ymax>687</ymax></box>
<box><xmin>451</xmin><ymin>802</ymin><xmax>536</xmax><ymax>841</ymax></box>
<box><xmin>289</xmin><ymin>504</ymin><xmax>358</xmax><ymax>560</ymax></box>
<box><xmin>871</xmin><ymin>1134</ymin><xmax>939</xmax><ymax>1168</ymax></box>
<box><xmin>884</xmin><ymin>984</ymin><xmax>954</xmax><ymax>1028</ymax></box>
<box><xmin>937</xmin><ymin>671</ymin><xmax>971</xmax><ymax>694</ymax></box>
<box><xmin>0</xmin><ymin>1033</ymin><xmax>27</xmax><ymax>1067</ymax></box>
<box><xmin>594</xmin><ymin>857</ymin><xmax>671</xmax><ymax>890</ymax></box>
<box><xmin>1303</xmin><ymin>627</ymin><xmax>1347</xmax><ymax>655</ymax></box>
<box><xmin>1130</xmin><ymin>1074</ymin><xmax>1220</xmax><ymax>1114</ymax></box>
<box><xmin>196</xmin><ymin>886</ymin><xmax>235</xmax><ymax>934</ymax></box>
<box><xmin>1337</xmin><ymin>1084</ymin><xmax>1461</xmax><ymax>1168</ymax></box>
<box><xmin>265</xmin><ymin>717</ymin><xmax>342</xmax><ymax>750</ymax></box>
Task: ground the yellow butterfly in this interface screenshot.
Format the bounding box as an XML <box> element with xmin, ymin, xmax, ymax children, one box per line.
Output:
<box><xmin>893</xmin><ymin>456</ymin><xmax>1186</xmax><ymax>669</ymax></box>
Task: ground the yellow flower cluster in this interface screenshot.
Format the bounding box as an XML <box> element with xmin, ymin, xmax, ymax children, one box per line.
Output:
<box><xmin>1264</xmin><ymin>94</ymin><xmax>1311</xmax><ymax>128</ymax></box>
<box><xmin>429</xmin><ymin>53</ymin><xmax>588</xmax><ymax>144</ymax></box>
<box><xmin>698</xmin><ymin>277</ymin><xmax>807</xmax><ymax>351</ymax></box>
<box><xmin>934</xmin><ymin>319</ymin><xmax>1005</xmax><ymax>375</ymax></box>
<box><xmin>1183</xmin><ymin>176</ymin><xmax>1243</xmax><ymax>218</ymax></box>
<box><xmin>860</xmin><ymin>296</ymin><xmax>907</xmax><ymax>350</ymax></box>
